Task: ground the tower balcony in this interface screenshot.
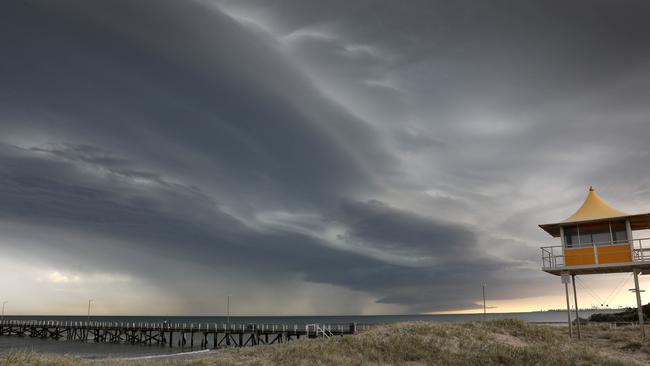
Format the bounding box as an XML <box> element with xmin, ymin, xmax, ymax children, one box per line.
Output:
<box><xmin>541</xmin><ymin>238</ymin><xmax>650</xmax><ymax>275</ymax></box>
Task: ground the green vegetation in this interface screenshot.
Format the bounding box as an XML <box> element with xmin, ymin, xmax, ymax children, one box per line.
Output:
<box><xmin>589</xmin><ymin>303</ymin><xmax>650</xmax><ymax>323</ymax></box>
<box><xmin>2</xmin><ymin>319</ymin><xmax>649</xmax><ymax>365</ymax></box>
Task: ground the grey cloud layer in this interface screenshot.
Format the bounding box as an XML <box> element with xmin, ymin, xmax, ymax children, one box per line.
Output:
<box><xmin>1</xmin><ymin>0</ymin><xmax>648</xmax><ymax>313</ymax></box>
<box><xmin>0</xmin><ymin>142</ymin><xmax>516</xmax><ymax>311</ymax></box>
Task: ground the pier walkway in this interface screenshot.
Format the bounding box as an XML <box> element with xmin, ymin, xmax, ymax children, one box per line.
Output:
<box><xmin>0</xmin><ymin>320</ymin><xmax>361</xmax><ymax>349</ymax></box>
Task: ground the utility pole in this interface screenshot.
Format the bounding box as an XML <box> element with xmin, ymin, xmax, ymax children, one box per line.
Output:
<box><xmin>227</xmin><ymin>295</ymin><xmax>231</xmax><ymax>328</ymax></box>
<box><xmin>1</xmin><ymin>301</ymin><xmax>7</xmax><ymax>322</ymax></box>
<box><xmin>87</xmin><ymin>299</ymin><xmax>94</xmax><ymax>324</ymax></box>
<box><xmin>482</xmin><ymin>284</ymin><xmax>487</xmax><ymax>322</ymax></box>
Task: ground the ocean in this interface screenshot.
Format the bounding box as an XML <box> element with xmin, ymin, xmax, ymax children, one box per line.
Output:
<box><xmin>0</xmin><ymin>310</ymin><xmax>620</xmax><ymax>358</ymax></box>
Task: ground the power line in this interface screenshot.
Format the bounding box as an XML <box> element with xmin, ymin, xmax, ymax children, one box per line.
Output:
<box><xmin>603</xmin><ymin>273</ymin><xmax>632</xmax><ymax>307</ymax></box>
<box><xmin>576</xmin><ymin>277</ymin><xmax>605</xmax><ymax>304</ymax></box>
<box><xmin>575</xmin><ymin>273</ymin><xmax>633</xmax><ymax>308</ymax></box>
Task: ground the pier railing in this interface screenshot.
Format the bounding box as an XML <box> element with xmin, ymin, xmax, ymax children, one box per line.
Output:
<box><xmin>0</xmin><ymin>320</ymin><xmax>366</xmax><ymax>349</ymax></box>
<box><xmin>541</xmin><ymin>237</ymin><xmax>650</xmax><ymax>270</ymax></box>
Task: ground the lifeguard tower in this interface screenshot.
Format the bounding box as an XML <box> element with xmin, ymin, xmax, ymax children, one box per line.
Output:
<box><xmin>539</xmin><ymin>187</ymin><xmax>650</xmax><ymax>339</ymax></box>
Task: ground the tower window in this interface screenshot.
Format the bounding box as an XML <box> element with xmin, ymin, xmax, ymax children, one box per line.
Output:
<box><xmin>611</xmin><ymin>221</ymin><xmax>628</xmax><ymax>243</ymax></box>
<box><xmin>564</xmin><ymin>225</ymin><xmax>579</xmax><ymax>248</ymax></box>
<box><xmin>578</xmin><ymin>222</ymin><xmax>611</xmax><ymax>245</ymax></box>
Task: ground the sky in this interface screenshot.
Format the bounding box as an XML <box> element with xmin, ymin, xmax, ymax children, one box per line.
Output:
<box><xmin>1</xmin><ymin>0</ymin><xmax>650</xmax><ymax>316</ymax></box>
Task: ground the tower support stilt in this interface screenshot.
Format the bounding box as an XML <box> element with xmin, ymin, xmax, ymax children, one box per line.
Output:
<box><xmin>634</xmin><ymin>268</ymin><xmax>645</xmax><ymax>340</ymax></box>
<box><xmin>564</xmin><ymin>281</ymin><xmax>573</xmax><ymax>338</ymax></box>
<box><xmin>571</xmin><ymin>274</ymin><xmax>581</xmax><ymax>339</ymax></box>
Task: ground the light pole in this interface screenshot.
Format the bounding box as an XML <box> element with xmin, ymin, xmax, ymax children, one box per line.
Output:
<box><xmin>227</xmin><ymin>295</ymin><xmax>231</xmax><ymax>328</ymax></box>
<box><xmin>87</xmin><ymin>299</ymin><xmax>94</xmax><ymax>324</ymax></box>
<box><xmin>482</xmin><ymin>284</ymin><xmax>487</xmax><ymax>322</ymax></box>
<box><xmin>1</xmin><ymin>301</ymin><xmax>7</xmax><ymax>322</ymax></box>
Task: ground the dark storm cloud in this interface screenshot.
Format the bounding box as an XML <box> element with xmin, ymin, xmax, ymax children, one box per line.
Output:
<box><xmin>2</xmin><ymin>0</ymin><xmax>650</xmax><ymax>313</ymax></box>
<box><xmin>0</xmin><ymin>0</ymin><xmax>514</xmax><ymax>312</ymax></box>
<box><xmin>0</xmin><ymin>142</ymin><xmax>512</xmax><ymax>311</ymax></box>
<box><xmin>206</xmin><ymin>0</ymin><xmax>650</xmax><ymax>308</ymax></box>
<box><xmin>0</xmin><ymin>0</ymin><xmax>396</xmax><ymax>213</ymax></box>
<box><xmin>336</xmin><ymin>200</ymin><xmax>475</xmax><ymax>257</ymax></box>
<box><xmin>218</xmin><ymin>0</ymin><xmax>650</xmax><ymax>143</ymax></box>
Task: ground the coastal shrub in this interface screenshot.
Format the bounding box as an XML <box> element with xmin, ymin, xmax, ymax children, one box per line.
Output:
<box><xmin>621</xmin><ymin>341</ymin><xmax>643</xmax><ymax>351</ymax></box>
<box><xmin>0</xmin><ymin>351</ymin><xmax>84</xmax><ymax>366</ymax></box>
<box><xmin>481</xmin><ymin>318</ymin><xmax>556</xmax><ymax>343</ymax></box>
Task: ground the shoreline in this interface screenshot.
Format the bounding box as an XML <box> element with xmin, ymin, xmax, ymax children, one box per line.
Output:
<box><xmin>110</xmin><ymin>348</ymin><xmax>216</xmax><ymax>361</ymax></box>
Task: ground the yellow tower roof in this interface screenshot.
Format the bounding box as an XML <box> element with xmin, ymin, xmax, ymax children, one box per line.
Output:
<box><xmin>539</xmin><ymin>187</ymin><xmax>650</xmax><ymax>237</ymax></box>
<box><xmin>560</xmin><ymin>186</ymin><xmax>628</xmax><ymax>223</ymax></box>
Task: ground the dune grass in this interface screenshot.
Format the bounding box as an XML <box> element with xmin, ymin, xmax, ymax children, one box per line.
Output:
<box><xmin>1</xmin><ymin>319</ymin><xmax>648</xmax><ymax>365</ymax></box>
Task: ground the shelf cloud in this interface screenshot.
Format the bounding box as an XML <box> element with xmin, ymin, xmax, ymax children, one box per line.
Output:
<box><xmin>1</xmin><ymin>0</ymin><xmax>650</xmax><ymax>314</ymax></box>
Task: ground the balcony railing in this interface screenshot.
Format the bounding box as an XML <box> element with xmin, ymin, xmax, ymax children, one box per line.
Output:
<box><xmin>541</xmin><ymin>238</ymin><xmax>650</xmax><ymax>270</ymax></box>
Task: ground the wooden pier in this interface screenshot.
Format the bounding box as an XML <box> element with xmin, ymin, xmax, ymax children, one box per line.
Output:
<box><xmin>0</xmin><ymin>320</ymin><xmax>360</xmax><ymax>349</ymax></box>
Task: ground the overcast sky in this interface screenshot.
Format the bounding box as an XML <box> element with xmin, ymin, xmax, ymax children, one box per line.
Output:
<box><xmin>2</xmin><ymin>0</ymin><xmax>650</xmax><ymax>316</ymax></box>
